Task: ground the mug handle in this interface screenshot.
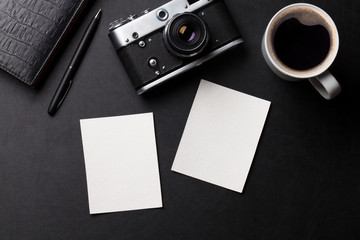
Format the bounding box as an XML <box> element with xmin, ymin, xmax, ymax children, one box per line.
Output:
<box><xmin>309</xmin><ymin>71</ymin><xmax>342</xmax><ymax>100</ymax></box>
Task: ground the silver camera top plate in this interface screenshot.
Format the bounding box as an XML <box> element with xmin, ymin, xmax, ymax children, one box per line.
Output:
<box><xmin>109</xmin><ymin>0</ymin><xmax>214</xmax><ymax>51</ymax></box>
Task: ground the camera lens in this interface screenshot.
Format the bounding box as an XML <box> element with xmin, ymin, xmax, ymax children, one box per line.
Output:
<box><xmin>164</xmin><ymin>13</ymin><xmax>208</xmax><ymax>58</ymax></box>
<box><xmin>178</xmin><ymin>25</ymin><xmax>196</xmax><ymax>42</ymax></box>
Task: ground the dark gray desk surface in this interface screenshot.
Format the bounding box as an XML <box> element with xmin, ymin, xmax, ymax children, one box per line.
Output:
<box><xmin>1</xmin><ymin>0</ymin><xmax>359</xmax><ymax>239</ymax></box>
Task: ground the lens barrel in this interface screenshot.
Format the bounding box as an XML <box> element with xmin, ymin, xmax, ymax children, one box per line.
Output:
<box><xmin>163</xmin><ymin>13</ymin><xmax>208</xmax><ymax>58</ymax></box>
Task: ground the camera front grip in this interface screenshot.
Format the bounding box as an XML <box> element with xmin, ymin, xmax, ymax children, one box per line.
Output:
<box><xmin>309</xmin><ymin>70</ymin><xmax>342</xmax><ymax>100</ymax></box>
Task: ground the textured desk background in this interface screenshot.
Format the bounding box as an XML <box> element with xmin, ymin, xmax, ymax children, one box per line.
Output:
<box><xmin>0</xmin><ymin>0</ymin><xmax>359</xmax><ymax>239</ymax></box>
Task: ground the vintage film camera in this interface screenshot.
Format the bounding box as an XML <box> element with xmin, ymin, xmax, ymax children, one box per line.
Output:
<box><xmin>109</xmin><ymin>0</ymin><xmax>243</xmax><ymax>94</ymax></box>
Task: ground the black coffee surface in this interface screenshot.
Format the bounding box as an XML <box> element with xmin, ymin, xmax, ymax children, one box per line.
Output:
<box><xmin>274</xmin><ymin>18</ymin><xmax>330</xmax><ymax>71</ymax></box>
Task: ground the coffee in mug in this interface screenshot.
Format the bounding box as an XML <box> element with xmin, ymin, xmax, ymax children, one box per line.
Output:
<box><xmin>262</xmin><ymin>3</ymin><xmax>341</xmax><ymax>100</ymax></box>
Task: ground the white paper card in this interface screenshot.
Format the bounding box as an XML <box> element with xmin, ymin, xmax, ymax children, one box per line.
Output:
<box><xmin>80</xmin><ymin>113</ymin><xmax>162</xmax><ymax>214</ymax></box>
<box><xmin>172</xmin><ymin>80</ymin><xmax>271</xmax><ymax>193</ymax></box>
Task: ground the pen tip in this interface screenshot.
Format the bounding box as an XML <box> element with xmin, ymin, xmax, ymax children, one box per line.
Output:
<box><xmin>95</xmin><ymin>9</ymin><xmax>102</xmax><ymax>19</ymax></box>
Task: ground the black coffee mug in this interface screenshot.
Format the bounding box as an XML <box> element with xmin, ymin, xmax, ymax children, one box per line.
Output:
<box><xmin>262</xmin><ymin>3</ymin><xmax>341</xmax><ymax>100</ymax></box>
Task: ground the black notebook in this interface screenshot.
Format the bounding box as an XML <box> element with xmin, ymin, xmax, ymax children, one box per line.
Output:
<box><xmin>0</xmin><ymin>0</ymin><xmax>88</xmax><ymax>87</ymax></box>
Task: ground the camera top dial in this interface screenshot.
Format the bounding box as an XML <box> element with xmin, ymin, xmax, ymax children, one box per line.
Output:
<box><xmin>109</xmin><ymin>14</ymin><xmax>137</xmax><ymax>31</ymax></box>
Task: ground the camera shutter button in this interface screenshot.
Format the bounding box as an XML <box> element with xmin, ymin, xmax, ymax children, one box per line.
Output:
<box><xmin>140</xmin><ymin>8</ymin><xmax>151</xmax><ymax>16</ymax></box>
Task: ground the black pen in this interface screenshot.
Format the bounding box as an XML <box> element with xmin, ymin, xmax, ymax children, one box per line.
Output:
<box><xmin>48</xmin><ymin>9</ymin><xmax>102</xmax><ymax>116</ymax></box>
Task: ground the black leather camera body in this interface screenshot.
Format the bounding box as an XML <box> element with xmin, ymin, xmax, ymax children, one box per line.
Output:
<box><xmin>109</xmin><ymin>0</ymin><xmax>243</xmax><ymax>95</ymax></box>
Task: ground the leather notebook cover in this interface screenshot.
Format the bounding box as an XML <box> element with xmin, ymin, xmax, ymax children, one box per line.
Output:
<box><xmin>0</xmin><ymin>0</ymin><xmax>88</xmax><ymax>87</ymax></box>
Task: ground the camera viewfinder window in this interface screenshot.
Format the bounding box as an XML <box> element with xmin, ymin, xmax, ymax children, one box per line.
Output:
<box><xmin>188</xmin><ymin>0</ymin><xmax>200</xmax><ymax>5</ymax></box>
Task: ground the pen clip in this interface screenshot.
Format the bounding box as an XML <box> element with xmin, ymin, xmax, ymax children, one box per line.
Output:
<box><xmin>57</xmin><ymin>80</ymin><xmax>73</xmax><ymax>110</ymax></box>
